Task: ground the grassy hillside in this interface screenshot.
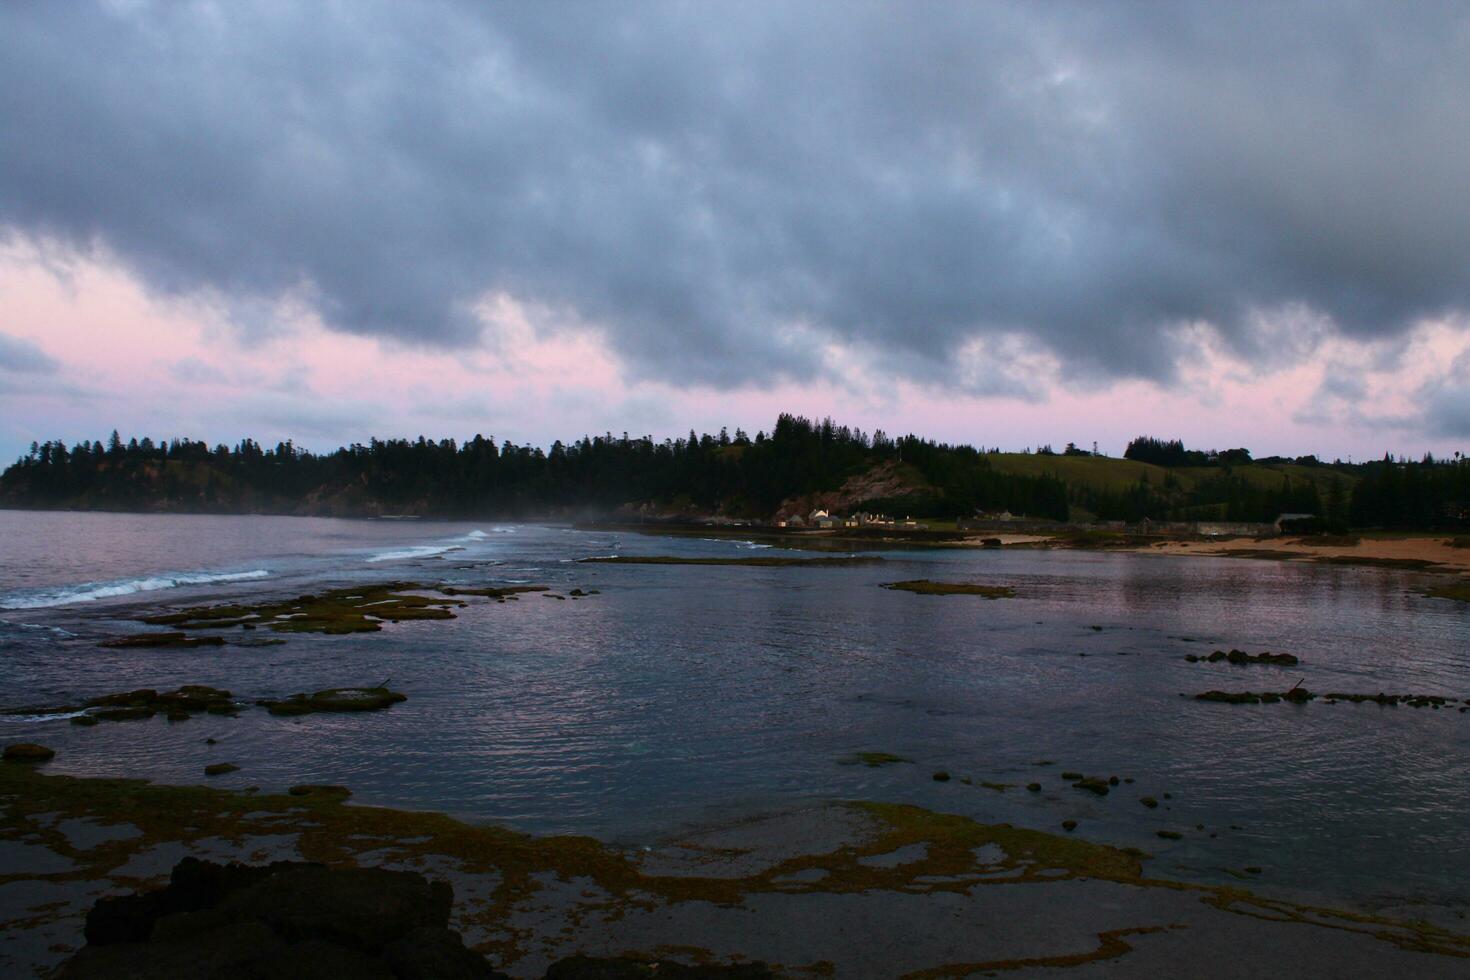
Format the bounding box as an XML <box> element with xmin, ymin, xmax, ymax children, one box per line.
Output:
<box><xmin>985</xmin><ymin>454</ymin><xmax>1357</xmax><ymax>495</ymax></box>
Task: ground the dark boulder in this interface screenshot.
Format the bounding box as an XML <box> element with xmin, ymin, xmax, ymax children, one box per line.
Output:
<box><xmin>63</xmin><ymin>858</ymin><xmax>497</xmax><ymax>979</ymax></box>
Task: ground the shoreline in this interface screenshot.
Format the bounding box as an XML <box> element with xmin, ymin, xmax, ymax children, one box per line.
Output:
<box><xmin>585</xmin><ymin>519</ymin><xmax>1470</xmax><ymax>577</ymax></box>
<box><xmin>2</xmin><ymin>765</ymin><xmax>1468</xmax><ymax>977</ymax></box>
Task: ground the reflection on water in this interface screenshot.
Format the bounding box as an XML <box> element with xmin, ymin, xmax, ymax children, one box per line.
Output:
<box><xmin>0</xmin><ymin>510</ymin><xmax>1467</xmax><ymax>918</ymax></box>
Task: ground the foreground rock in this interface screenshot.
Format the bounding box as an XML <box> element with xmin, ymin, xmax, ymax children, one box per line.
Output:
<box><xmin>61</xmin><ymin>857</ymin><xmax>502</xmax><ymax>979</ymax></box>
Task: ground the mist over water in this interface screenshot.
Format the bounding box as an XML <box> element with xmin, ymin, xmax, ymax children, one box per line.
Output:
<box><xmin>1</xmin><ymin>509</ymin><xmax>1467</xmax><ymax>921</ymax></box>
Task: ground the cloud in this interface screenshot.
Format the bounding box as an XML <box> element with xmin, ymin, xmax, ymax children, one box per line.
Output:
<box><xmin>0</xmin><ymin>332</ymin><xmax>58</xmax><ymax>373</ymax></box>
<box><xmin>2</xmin><ymin>2</ymin><xmax>1470</xmax><ymax>394</ymax></box>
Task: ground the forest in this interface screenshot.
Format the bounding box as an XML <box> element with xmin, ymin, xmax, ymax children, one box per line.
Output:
<box><xmin>1</xmin><ymin>417</ymin><xmax>1465</xmax><ymax>528</ymax></box>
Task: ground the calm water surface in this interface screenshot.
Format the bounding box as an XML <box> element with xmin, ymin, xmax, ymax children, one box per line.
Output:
<box><xmin>1</xmin><ymin>509</ymin><xmax>1467</xmax><ymax>920</ymax></box>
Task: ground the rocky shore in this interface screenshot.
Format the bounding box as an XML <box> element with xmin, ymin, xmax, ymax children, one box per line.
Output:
<box><xmin>3</xmin><ymin>759</ymin><xmax>1468</xmax><ymax>978</ymax></box>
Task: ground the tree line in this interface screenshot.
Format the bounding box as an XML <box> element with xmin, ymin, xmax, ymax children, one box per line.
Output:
<box><xmin>3</xmin><ymin>421</ymin><xmax>1466</xmax><ymax>528</ymax></box>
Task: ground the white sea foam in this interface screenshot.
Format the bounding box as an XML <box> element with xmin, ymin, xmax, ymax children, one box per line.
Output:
<box><xmin>491</xmin><ymin>526</ymin><xmax>517</xmax><ymax>534</ymax></box>
<box><xmin>462</xmin><ymin>530</ymin><xmax>489</xmax><ymax>540</ymax></box>
<box><xmin>365</xmin><ymin>544</ymin><xmax>467</xmax><ymax>563</ymax></box>
<box><xmin>0</xmin><ymin>570</ymin><xmax>270</xmax><ymax>610</ymax></box>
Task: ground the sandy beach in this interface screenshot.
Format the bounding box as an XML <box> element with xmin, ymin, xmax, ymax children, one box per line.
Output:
<box><xmin>1131</xmin><ymin>534</ymin><xmax>1470</xmax><ymax>575</ymax></box>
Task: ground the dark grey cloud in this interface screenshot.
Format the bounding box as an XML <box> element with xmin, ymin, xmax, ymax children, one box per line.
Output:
<box><xmin>0</xmin><ymin>332</ymin><xmax>58</xmax><ymax>374</ymax></box>
<box><xmin>3</xmin><ymin>1</ymin><xmax>1469</xmax><ymax>390</ymax></box>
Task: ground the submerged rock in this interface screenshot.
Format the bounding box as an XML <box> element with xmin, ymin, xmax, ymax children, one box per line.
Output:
<box><xmin>204</xmin><ymin>763</ymin><xmax>239</xmax><ymax>777</ymax></box>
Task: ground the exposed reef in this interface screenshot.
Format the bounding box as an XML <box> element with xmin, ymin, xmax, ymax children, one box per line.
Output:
<box><xmin>1194</xmin><ymin>689</ymin><xmax>1466</xmax><ymax>709</ymax></box>
<box><xmin>440</xmin><ymin>585</ymin><xmax>550</xmax><ymax>599</ymax></box>
<box><xmin>579</xmin><ymin>555</ymin><xmax>883</xmax><ymax>567</ymax></box>
<box><xmin>3</xmin><ymin>766</ymin><xmax>1468</xmax><ymax>975</ymax></box>
<box><xmin>880</xmin><ymin>580</ymin><xmax>1016</xmax><ymax>598</ymax></box>
<box><xmin>141</xmin><ymin>583</ymin><xmax>465</xmax><ymax>635</ymax></box>
<box><xmin>5</xmin><ymin>685</ymin><xmax>408</xmax><ymax>725</ymax></box>
<box><xmin>1184</xmin><ymin>649</ymin><xmax>1299</xmax><ymax>666</ymax></box>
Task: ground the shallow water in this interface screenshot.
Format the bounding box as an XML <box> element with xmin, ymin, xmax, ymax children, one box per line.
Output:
<box><xmin>1</xmin><ymin>509</ymin><xmax>1467</xmax><ymax>919</ymax></box>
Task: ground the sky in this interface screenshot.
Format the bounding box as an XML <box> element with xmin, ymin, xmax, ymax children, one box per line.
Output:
<box><xmin>2</xmin><ymin>0</ymin><xmax>1469</xmax><ymax>464</ymax></box>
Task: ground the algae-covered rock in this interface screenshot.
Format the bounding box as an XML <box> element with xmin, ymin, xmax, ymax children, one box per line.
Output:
<box><xmin>3</xmin><ymin>742</ymin><xmax>55</xmax><ymax>763</ymax></box>
<box><xmin>931</xmin><ymin>770</ymin><xmax>951</xmax><ymax>782</ymax></box>
<box><xmin>1140</xmin><ymin>796</ymin><xmax>1159</xmax><ymax>809</ymax></box>
<box><xmin>204</xmin><ymin>763</ymin><xmax>239</xmax><ymax>777</ymax></box>
<box><xmin>1061</xmin><ymin>820</ymin><xmax>1077</xmax><ymax>832</ymax></box>
<box><xmin>1073</xmin><ymin>778</ymin><xmax>1110</xmax><ymax>796</ymax></box>
<box><xmin>1156</xmin><ymin>830</ymin><xmax>1183</xmax><ymax>840</ymax></box>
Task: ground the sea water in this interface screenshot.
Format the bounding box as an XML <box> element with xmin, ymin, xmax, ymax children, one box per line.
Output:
<box><xmin>1</xmin><ymin>509</ymin><xmax>1467</xmax><ymax>922</ymax></box>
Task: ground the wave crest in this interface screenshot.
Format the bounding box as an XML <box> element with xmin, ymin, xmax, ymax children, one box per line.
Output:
<box><xmin>0</xmin><ymin>570</ymin><xmax>270</xmax><ymax>610</ymax></box>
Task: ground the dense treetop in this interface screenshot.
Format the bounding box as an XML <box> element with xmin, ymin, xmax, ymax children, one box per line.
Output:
<box><xmin>2</xmin><ymin>418</ymin><xmax>1465</xmax><ymax>529</ymax></box>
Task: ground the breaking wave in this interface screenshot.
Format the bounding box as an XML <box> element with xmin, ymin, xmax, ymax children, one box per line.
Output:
<box><xmin>365</xmin><ymin>544</ymin><xmax>467</xmax><ymax>563</ymax></box>
<box><xmin>0</xmin><ymin>570</ymin><xmax>271</xmax><ymax>610</ymax></box>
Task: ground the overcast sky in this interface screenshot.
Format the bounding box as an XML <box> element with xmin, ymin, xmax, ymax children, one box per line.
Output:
<box><xmin>2</xmin><ymin>0</ymin><xmax>1469</xmax><ymax>462</ymax></box>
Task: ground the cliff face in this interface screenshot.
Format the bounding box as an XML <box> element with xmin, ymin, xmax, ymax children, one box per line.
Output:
<box><xmin>773</xmin><ymin>460</ymin><xmax>931</xmax><ymax>520</ymax></box>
